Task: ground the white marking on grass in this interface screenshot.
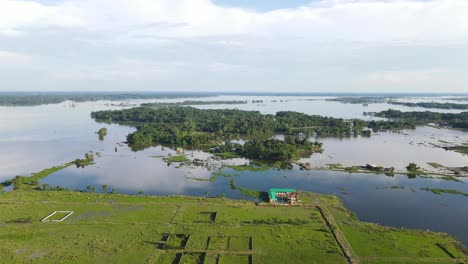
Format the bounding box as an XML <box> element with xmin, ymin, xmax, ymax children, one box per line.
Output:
<box><xmin>41</xmin><ymin>211</ymin><xmax>74</xmax><ymax>222</ymax></box>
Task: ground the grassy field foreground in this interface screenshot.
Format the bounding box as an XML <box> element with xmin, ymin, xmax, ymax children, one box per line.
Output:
<box><xmin>0</xmin><ymin>191</ymin><xmax>466</xmax><ymax>264</ymax></box>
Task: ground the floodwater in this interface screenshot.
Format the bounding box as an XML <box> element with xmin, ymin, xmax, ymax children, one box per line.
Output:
<box><xmin>0</xmin><ymin>95</ymin><xmax>467</xmax><ymax>244</ymax></box>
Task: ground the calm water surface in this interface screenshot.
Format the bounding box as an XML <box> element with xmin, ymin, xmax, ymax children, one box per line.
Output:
<box><xmin>1</xmin><ymin>96</ymin><xmax>467</xmax><ymax>244</ymax></box>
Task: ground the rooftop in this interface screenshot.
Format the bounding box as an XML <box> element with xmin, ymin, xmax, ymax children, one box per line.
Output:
<box><xmin>268</xmin><ymin>188</ymin><xmax>296</xmax><ymax>202</ymax></box>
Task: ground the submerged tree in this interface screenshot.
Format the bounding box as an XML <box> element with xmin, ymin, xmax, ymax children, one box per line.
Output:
<box><xmin>97</xmin><ymin>127</ymin><xmax>108</xmax><ymax>140</ymax></box>
<box><xmin>406</xmin><ymin>163</ymin><xmax>420</xmax><ymax>172</ymax></box>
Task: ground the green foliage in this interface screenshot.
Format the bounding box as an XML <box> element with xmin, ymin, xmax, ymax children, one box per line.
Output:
<box><xmin>390</xmin><ymin>101</ymin><xmax>468</xmax><ymax>110</ymax></box>
<box><xmin>12</xmin><ymin>176</ymin><xmax>25</xmax><ymax>190</ymax></box>
<box><xmin>326</xmin><ymin>96</ymin><xmax>390</xmax><ymax>104</ymax></box>
<box><xmin>97</xmin><ymin>127</ymin><xmax>107</xmax><ymax>140</ymax></box>
<box><xmin>406</xmin><ymin>163</ymin><xmax>420</xmax><ymax>172</ymax></box>
<box><xmin>0</xmin><ymin>92</ymin><xmax>213</xmax><ymax>106</ymax></box>
<box><xmin>73</xmin><ymin>153</ymin><xmax>95</xmax><ymax>168</ymax></box>
<box><xmin>141</xmin><ymin>100</ymin><xmax>248</xmax><ymax>107</ymax></box>
<box><xmin>371</xmin><ymin>109</ymin><xmax>468</xmax><ymax>129</ymax></box>
<box><xmin>420</xmin><ymin>188</ymin><xmax>468</xmax><ymax>197</ymax></box>
<box><xmin>444</xmin><ymin>145</ymin><xmax>468</xmax><ymax>155</ymax></box>
<box><xmin>1</xmin><ymin>163</ymin><xmax>72</xmax><ymax>191</ymax></box>
<box><xmin>91</xmin><ymin>107</ymin><xmax>416</xmax><ymax>148</ymax></box>
<box><xmin>165</xmin><ymin>155</ymin><xmax>189</xmax><ymax>163</ymax></box>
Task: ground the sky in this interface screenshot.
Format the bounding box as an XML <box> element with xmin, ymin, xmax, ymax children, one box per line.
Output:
<box><xmin>0</xmin><ymin>0</ymin><xmax>467</xmax><ymax>93</ymax></box>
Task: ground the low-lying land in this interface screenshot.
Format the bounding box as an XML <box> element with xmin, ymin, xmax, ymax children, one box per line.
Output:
<box><xmin>367</xmin><ymin>109</ymin><xmax>468</xmax><ymax>129</ymax></box>
<box><xmin>389</xmin><ymin>102</ymin><xmax>468</xmax><ymax>110</ymax></box>
<box><xmin>0</xmin><ymin>191</ymin><xmax>466</xmax><ymax>263</ymax></box>
<box><xmin>141</xmin><ymin>100</ymin><xmax>248</xmax><ymax>107</ymax></box>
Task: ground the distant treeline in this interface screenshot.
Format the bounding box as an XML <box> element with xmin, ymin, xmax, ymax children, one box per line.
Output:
<box><xmin>140</xmin><ymin>100</ymin><xmax>248</xmax><ymax>107</ymax></box>
<box><xmin>326</xmin><ymin>96</ymin><xmax>392</xmax><ymax>104</ymax></box>
<box><xmin>389</xmin><ymin>101</ymin><xmax>468</xmax><ymax>110</ymax></box>
<box><xmin>0</xmin><ymin>93</ymin><xmax>213</xmax><ymax>106</ymax></box>
<box><xmin>368</xmin><ymin>109</ymin><xmax>468</xmax><ymax>129</ymax></box>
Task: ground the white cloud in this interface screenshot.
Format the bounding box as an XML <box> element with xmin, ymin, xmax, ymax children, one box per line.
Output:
<box><xmin>0</xmin><ymin>50</ymin><xmax>32</xmax><ymax>66</ymax></box>
<box><xmin>0</xmin><ymin>0</ymin><xmax>467</xmax><ymax>92</ymax></box>
<box><xmin>1</xmin><ymin>0</ymin><xmax>467</xmax><ymax>43</ymax></box>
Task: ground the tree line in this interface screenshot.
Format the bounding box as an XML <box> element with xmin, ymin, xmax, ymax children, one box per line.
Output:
<box><xmin>369</xmin><ymin>109</ymin><xmax>468</xmax><ymax>129</ymax></box>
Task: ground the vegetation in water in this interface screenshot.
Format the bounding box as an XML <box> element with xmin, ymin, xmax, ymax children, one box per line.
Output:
<box><xmin>223</xmin><ymin>160</ymin><xmax>293</xmax><ymax>171</ymax></box>
<box><xmin>326</xmin><ymin>96</ymin><xmax>390</xmax><ymax>104</ymax></box>
<box><xmin>389</xmin><ymin>101</ymin><xmax>468</xmax><ymax>110</ymax></box>
<box><xmin>73</xmin><ymin>153</ymin><xmax>95</xmax><ymax>168</ymax></box>
<box><xmin>1</xmin><ymin>163</ymin><xmax>73</xmax><ymax>190</ymax></box>
<box><xmin>91</xmin><ymin>107</ymin><xmax>418</xmax><ymax>163</ymax></box>
<box><xmin>141</xmin><ymin>100</ymin><xmax>248</xmax><ymax>107</ymax></box>
<box><xmin>97</xmin><ymin>127</ymin><xmax>107</xmax><ymax>140</ymax></box>
<box><xmin>368</xmin><ymin>109</ymin><xmax>468</xmax><ymax>129</ymax></box>
<box><xmin>164</xmin><ymin>155</ymin><xmax>189</xmax><ymax>163</ymax></box>
<box><xmin>443</xmin><ymin>145</ymin><xmax>468</xmax><ymax>155</ymax></box>
<box><xmin>406</xmin><ymin>163</ymin><xmax>425</xmax><ymax>177</ymax></box>
<box><xmin>420</xmin><ymin>188</ymin><xmax>468</xmax><ymax>197</ymax></box>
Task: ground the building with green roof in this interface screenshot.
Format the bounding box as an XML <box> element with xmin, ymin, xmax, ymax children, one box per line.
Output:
<box><xmin>268</xmin><ymin>188</ymin><xmax>298</xmax><ymax>204</ymax></box>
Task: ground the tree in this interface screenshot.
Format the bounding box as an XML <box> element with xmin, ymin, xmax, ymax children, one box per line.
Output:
<box><xmin>85</xmin><ymin>153</ymin><xmax>94</xmax><ymax>162</ymax></box>
<box><xmin>102</xmin><ymin>184</ymin><xmax>108</xmax><ymax>193</ymax></box>
<box><xmin>97</xmin><ymin>127</ymin><xmax>108</xmax><ymax>140</ymax></box>
<box><xmin>406</xmin><ymin>163</ymin><xmax>420</xmax><ymax>172</ymax></box>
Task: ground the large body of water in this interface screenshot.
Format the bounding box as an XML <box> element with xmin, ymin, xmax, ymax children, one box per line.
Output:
<box><xmin>1</xmin><ymin>95</ymin><xmax>467</xmax><ymax>244</ymax></box>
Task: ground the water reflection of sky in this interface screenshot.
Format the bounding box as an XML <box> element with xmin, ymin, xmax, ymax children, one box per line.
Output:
<box><xmin>1</xmin><ymin>97</ymin><xmax>468</xmax><ymax>245</ymax></box>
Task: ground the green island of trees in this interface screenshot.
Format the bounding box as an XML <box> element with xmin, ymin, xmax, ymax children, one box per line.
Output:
<box><xmin>91</xmin><ymin>106</ymin><xmax>417</xmax><ymax>161</ymax></box>
<box><xmin>73</xmin><ymin>153</ymin><xmax>95</xmax><ymax>168</ymax></box>
<box><xmin>390</xmin><ymin>101</ymin><xmax>468</xmax><ymax>110</ymax></box>
<box><xmin>326</xmin><ymin>96</ymin><xmax>391</xmax><ymax>104</ymax></box>
<box><xmin>97</xmin><ymin>127</ymin><xmax>107</xmax><ymax>140</ymax></box>
<box><xmin>367</xmin><ymin>109</ymin><xmax>468</xmax><ymax>129</ymax></box>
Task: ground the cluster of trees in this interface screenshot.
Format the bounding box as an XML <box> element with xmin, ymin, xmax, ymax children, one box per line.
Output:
<box><xmin>73</xmin><ymin>153</ymin><xmax>95</xmax><ymax>168</ymax></box>
<box><xmin>92</xmin><ymin>107</ymin><xmax>416</xmax><ymax>141</ymax></box>
<box><xmin>90</xmin><ymin>107</ymin><xmax>422</xmax><ymax>156</ymax></box>
<box><xmin>406</xmin><ymin>163</ymin><xmax>420</xmax><ymax>172</ymax></box>
<box><xmin>371</xmin><ymin>109</ymin><xmax>468</xmax><ymax>129</ymax></box>
<box><xmin>325</xmin><ymin>96</ymin><xmax>390</xmax><ymax>104</ymax></box>
<box><xmin>389</xmin><ymin>102</ymin><xmax>468</xmax><ymax>110</ymax></box>
<box><xmin>241</xmin><ymin>139</ymin><xmax>312</xmax><ymax>161</ymax></box>
<box><xmin>92</xmin><ymin>107</ymin><xmax>276</xmax><ymax>135</ymax></box>
<box><xmin>212</xmin><ymin>135</ymin><xmax>322</xmax><ymax>161</ymax></box>
<box><xmin>141</xmin><ymin>100</ymin><xmax>248</xmax><ymax>107</ymax></box>
<box><xmin>126</xmin><ymin>124</ymin><xmax>221</xmax><ymax>150</ymax></box>
<box><xmin>97</xmin><ymin>127</ymin><xmax>107</xmax><ymax>140</ymax></box>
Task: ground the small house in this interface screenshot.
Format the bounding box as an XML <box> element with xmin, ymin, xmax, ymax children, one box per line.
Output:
<box><xmin>268</xmin><ymin>188</ymin><xmax>300</xmax><ymax>205</ymax></box>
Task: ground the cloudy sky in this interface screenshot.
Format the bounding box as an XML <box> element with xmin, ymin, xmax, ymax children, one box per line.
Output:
<box><xmin>0</xmin><ymin>0</ymin><xmax>467</xmax><ymax>93</ymax></box>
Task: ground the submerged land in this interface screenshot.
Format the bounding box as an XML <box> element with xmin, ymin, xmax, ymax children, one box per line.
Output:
<box><xmin>90</xmin><ymin>106</ymin><xmax>468</xmax><ymax>177</ymax></box>
<box><xmin>0</xmin><ymin>190</ymin><xmax>466</xmax><ymax>264</ymax></box>
<box><xmin>1</xmin><ymin>93</ymin><xmax>468</xmax><ymax>263</ymax></box>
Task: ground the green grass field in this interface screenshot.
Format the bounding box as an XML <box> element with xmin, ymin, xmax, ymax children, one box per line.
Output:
<box><xmin>0</xmin><ymin>191</ymin><xmax>466</xmax><ymax>263</ymax></box>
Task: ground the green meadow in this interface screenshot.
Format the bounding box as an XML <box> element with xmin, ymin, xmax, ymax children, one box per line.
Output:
<box><xmin>0</xmin><ymin>191</ymin><xmax>466</xmax><ymax>263</ymax></box>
